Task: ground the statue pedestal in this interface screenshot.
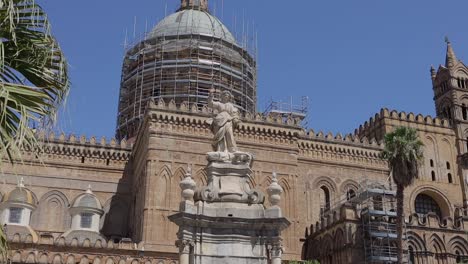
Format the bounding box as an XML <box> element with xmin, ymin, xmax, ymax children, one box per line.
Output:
<box><xmin>169</xmin><ymin>152</ymin><xmax>290</xmax><ymax>264</ymax></box>
<box><xmin>169</xmin><ymin>201</ymin><xmax>289</xmax><ymax>264</ymax></box>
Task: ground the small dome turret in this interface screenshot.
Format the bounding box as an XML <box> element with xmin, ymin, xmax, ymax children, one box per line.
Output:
<box><xmin>65</xmin><ymin>186</ymin><xmax>104</xmax><ymax>235</ymax></box>
<box><xmin>3</xmin><ymin>178</ymin><xmax>36</xmax><ymax>206</ymax></box>
<box><xmin>71</xmin><ymin>186</ymin><xmax>102</xmax><ymax>211</ymax></box>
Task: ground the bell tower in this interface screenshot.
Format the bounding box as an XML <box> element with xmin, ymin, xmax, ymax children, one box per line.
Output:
<box><xmin>432</xmin><ymin>39</ymin><xmax>468</xmax><ymax>152</ymax></box>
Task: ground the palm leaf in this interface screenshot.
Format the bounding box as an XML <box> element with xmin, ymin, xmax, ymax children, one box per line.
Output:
<box><xmin>0</xmin><ymin>0</ymin><xmax>70</xmax><ymax>164</ymax></box>
<box><xmin>0</xmin><ymin>224</ymin><xmax>7</xmax><ymax>264</ymax></box>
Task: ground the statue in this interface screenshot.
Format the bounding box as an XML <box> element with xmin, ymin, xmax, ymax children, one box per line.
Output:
<box><xmin>206</xmin><ymin>89</ymin><xmax>240</xmax><ymax>153</ymax></box>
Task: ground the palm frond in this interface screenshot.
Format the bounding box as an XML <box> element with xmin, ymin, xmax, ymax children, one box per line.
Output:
<box><xmin>382</xmin><ymin>127</ymin><xmax>424</xmax><ymax>187</ymax></box>
<box><xmin>0</xmin><ymin>0</ymin><xmax>70</xmax><ymax>164</ymax></box>
<box><xmin>0</xmin><ymin>224</ymin><xmax>7</xmax><ymax>263</ymax></box>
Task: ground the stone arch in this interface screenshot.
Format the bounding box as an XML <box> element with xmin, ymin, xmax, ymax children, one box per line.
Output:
<box><xmin>407</xmin><ymin>231</ymin><xmax>426</xmax><ymax>252</ymax></box>
<box><xmin>52</xmin><ymin>254</ymin><xmax>62</xmax><ymax>264</ymax></box>
<box><xmin>31</xmin><ymin>190</ymin><xmax>70</xmax><ymax>232</ymax></box>
<box><xmin>38</xmin><ymin>253</ymin><xmax>48</xmax><ymax>264</ymax></box>
<box><xmin>340</xmin><ymin>179</ymin><xmax>358</xmax><ymax>200</ymax></box>
<box><xmin>194</xmin><ymin>168</ymin><xmax>208</xmax><ymax>186</ymax></box>
<box><xmin>423</xmin><ymin>134</ymin><xmax>438</xmax><ymax>181</ymax></box>
<box><xmin>25</xmin><ymin>252</ymin><xmax>36</xmax><ymax>263</ymax></box>
<box><xmin>12</xmin><ymin>251</ymin><xmax>22</xmax><ymax>263</ymax></box>
<box><xmin>79</xmin><ymin>256</ymin><xmax>89</xmax><ymax>264</ymax></box>
<box><xmin>448</xmin><ymin>236</ymin><xmax>468</xmax><ymax>255</ymax></box>
<box><xmin>279</xmin><ymin>177</ymin><xmax>293</xmax><ymax>250</ymax></box>
<box><xmin>154</xmin><ymin>166</ymin><xmax>171</xmax><ymax>208</ymax></box>
<box><xmin>314</xmin><ymin>177</ymin><xmax>336</xmax><ymax>214</ymax></box>
<box><xmin>313</xmin><ymin>177</ymin><xmax>337</xmax><ymax>193</ymax></box>
<box><xmin>170</xmin><ymin>167</ymin><xmax>187</xmax><ymax>210</ymax></box>
<box><xmin>440</xmin><ymin>137</ymin><xmax>456</xmax><ymax>184</ymax></box>
<box><xmin>410</xmin><ymin>186</ymin><xmax>452</xmax><ymax>218</ymax></box>
<box><xmin>430</xmin><ymin>234</ymin><xmax>447</xmax><ymax>254</ymax></box>
<box><xmin>100</xmin><ymin>195</ymin><xmax>130</xmax><ymax>238</ymax></box>
<box><xmin>105</xmin><ymin>258</ymin><xmax>114</xmax><ymax>264</ymax></box>
<box><xmin>92</xmin><ymin>257</ymin><xmax>101</xmax><ymax>264</ymax></box>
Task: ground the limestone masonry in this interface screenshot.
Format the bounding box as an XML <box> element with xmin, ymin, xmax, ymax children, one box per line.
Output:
<box><xmin>2</xmin><ymin>0</ymin><xmax>468</xmax><ymax>263</ymax></box>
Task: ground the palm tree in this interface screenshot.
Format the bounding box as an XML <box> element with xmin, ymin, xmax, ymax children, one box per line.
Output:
<box><xmin>0</xmin><ymin>0</ymin><xmax>70</xmax><ymax>163</ymax></box>
<box><xmin>0</xmin><ymin>0</ymin><xmax>69</xmax><ymax>260</ymax></box>
<box><xmin>382</xmin><ymin>127</ymin><xmax>424</xmax><ymax>264</ymax></box>
<box><xmin>0</xmin><ymin>225</ymin><xmax>7</xmax><ymax>264</ymax></box>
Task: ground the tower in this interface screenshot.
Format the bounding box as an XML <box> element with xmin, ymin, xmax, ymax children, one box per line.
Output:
<box><xmin>432</xmin><ymin>40</ymin><xmax>468</xmax><ymax>153</ymax></box>
<box><xmin>116</xmin><ymin>0</ymin><xmax>257</xmax><ymax>140</ymax></box>
<box><xmin>432</xmin><ymin>40</ymin><xmax>468</xmax><ymax>209</ymax></box>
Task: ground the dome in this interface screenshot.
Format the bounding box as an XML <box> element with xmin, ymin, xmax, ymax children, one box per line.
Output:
<box><xmin>71</xmin><ymin>188</ymin><xmax>102</xmax><ymax>210</ymax></box>
<box><xmin>4</xmin><ymin>186</ymin><xmax>36</xmax><ymax>205</ymax></box>
<box><xmin>148</xmin><ymin>9</ymin><xmax>237</xmax><ymax>45</ymax></box>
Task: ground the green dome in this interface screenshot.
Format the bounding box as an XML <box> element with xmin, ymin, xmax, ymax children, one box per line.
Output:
<box><xmin>148</xmin><ymin>9</ymin><xmax>237</xmax><ymax>45</ymax></box>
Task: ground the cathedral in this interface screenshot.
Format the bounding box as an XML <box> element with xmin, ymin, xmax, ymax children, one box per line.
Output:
<box><xmin>2</xmin><ymin>0</ymin><xmax>468</xmax><ymax>263</ymax></box>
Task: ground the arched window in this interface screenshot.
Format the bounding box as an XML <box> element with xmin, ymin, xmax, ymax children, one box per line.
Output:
<box><xmin>431</xmin><ymin>171</ymin><xmax>436</xmax><ymax>181</ymax></box>
<box><xmin>346</xmin><ymin>189</ymin><xmax>356</xmax><ymax>201</ymax></box>
<box><xmin>415</xmin><ymin>194</ymin><xmax>442</xmax><ymax>219</ymax></box>
<box><xmin>446</xmin><ymin>162</ymin><xmax>451</xmax><ymax>170</ymax></box>
<box><xmin>430</xmin><ymin>159</ymin><xmax>434</xmax><ymax>167</ymax></box>
<box><xmin>448</xmin><ymin>173</ymin><xmax>453</xmax><ymax>183</ymax></box>
<box><xmin>9</xmin><ymin>207</ymin><xmax>23</xmax><ymax>224</ymax></box>
<box><xmin>463</xmin><ymin>104</ymin><xmax>468</xmax><ymax>120</ymax></box>
<box><xmin>320</xmin><ymin>186</ymin><xmax>331</xmax><ymax>214</ymax></box>
<box><xmin>80</xmin><ymin>213</ymin><xmax>93</xmax><ymax>228</ymax></box>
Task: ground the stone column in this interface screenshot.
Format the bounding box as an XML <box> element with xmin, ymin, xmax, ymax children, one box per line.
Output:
<box><xmin>270</xmin><ymin>243</ymin><xmax>283</xmax><ymax>264</ymax></box>
<box><xmin>176</xmin><ymin>240</ymin><xmax>192</xmax><ymax>264</ymax></box>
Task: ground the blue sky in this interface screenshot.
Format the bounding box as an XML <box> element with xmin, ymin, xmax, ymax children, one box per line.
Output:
<box><xmin>41</xmin><ymin>0</ymin><xmax>468</xmax><ymax>138</ymax></box>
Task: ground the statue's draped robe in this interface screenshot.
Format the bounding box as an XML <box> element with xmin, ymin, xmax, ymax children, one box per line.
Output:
<box><xmin>208</xmin><ymin>101</ymin><xmax>239</xmax><ymax>153</ymax></box>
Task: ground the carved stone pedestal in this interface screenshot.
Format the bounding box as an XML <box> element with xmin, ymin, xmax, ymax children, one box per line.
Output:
<box><xmin>169</xmin><ymin>152</ymin><xmax>290</xmax><ymax>264</ymax></box>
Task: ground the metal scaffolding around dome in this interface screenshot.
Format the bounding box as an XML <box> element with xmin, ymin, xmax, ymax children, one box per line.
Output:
<box><xmin>116</xmin><ymin>3</ymin><xmax>258</xmax><ymax>140</ymax></box>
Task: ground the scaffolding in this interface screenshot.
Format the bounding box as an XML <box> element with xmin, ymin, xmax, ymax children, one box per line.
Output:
<box><xmin>116</xmin><ymin>6</ymin><xmax>258</xmax><ymax>140</ymax></box>
<box><xmin>263</xmin><ymin>96</ymin><xmax>309</xmax><ymax>127</ymax></box>
<box><xmin>349</xmin><ymin>180</ymin><xmax>403</xmax><ymax>264</ymax></box>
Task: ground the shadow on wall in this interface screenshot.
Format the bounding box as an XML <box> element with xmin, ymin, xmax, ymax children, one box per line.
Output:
<box><xmin>100</xmin><ymin>162</ymin><xmax>132</xmax><ymax>241</ymax></box>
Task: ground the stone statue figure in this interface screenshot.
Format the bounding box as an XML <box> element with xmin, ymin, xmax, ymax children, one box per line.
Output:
<box><xmin>206</xmin><ymin>89</ymin><xmax>240</xmax><ymax>153</ymax></box>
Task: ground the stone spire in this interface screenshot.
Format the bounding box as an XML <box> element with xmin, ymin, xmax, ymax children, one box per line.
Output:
<box><xmin>445</xmin><ymin>37</ymin><xmax>458</xmax><ymax>69</ymax></box>
<box><xmin>180</xmin><ymin>0</ymin><xmax>208</xmax><ymax>12</ymax></box>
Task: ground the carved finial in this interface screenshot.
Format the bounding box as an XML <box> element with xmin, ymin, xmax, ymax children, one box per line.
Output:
<box><xmin>267</xmin><ymin>172</ymin><xmax>283</xmax><ymax>207</ymax></box>
<box><xmin>18</xmin><ymin>177</ymin><xmax>25</xmax><ymax>188</ymax></box>
<box><xmin>86</xmin><ymin>185</ymin><xmax>93</xmax><ymax>194</ymax></box>
<box><xmin>180</xmin><ymin>166</ymin><xmax>196</xmax><ymax>202</ymax></box>
<box><xmin>445</xmin><ymin>37</ymin><xmax>458</xmax><ymax>69</ymax></box>
<box><xmin>430</xmin><ymin>65</ymin><xmax>436</xmax><ymax>80</ymax></box>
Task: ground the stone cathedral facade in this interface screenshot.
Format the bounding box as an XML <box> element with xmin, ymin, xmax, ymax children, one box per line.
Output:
<box><xmin>2</xmin><ymin>1</ymin><xmax>468</xmax><ymax>263</ymax></box>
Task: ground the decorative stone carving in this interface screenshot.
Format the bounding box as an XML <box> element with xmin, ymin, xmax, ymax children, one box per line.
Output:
<box><xmin>197</xmin><ymin>151</ymin><xmax>264</xmax><ymax>204</ymax></box>
<box><xmin>180</xmin><ymin>167</ymin><xmax>196</xmax><ymax>202</ymax></box>
<box><xmin>267</xmin><ymin>172</ymin><xmax>283</xmax><ymax>207</ymax></box>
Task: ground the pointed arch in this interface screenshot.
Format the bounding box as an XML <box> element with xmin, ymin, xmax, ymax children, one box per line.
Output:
<box><xmin>170</xmin><ymin>167</ymin><xmax>187</xmax><ymax>210</ymax></box>
<box><xmin>194</xmin><ymin>168</ymin><xmax>208</xmax><ymax>186</ymax></box>
<box><xmin>31</xmin><ymin>190</ymin><xmax>70</xmax><ymax>232</ymax></box>
<box><xmin>407</xmin><ymin>231</ymin><xmax>426</xmax><ymax>252</ymax></box>
<box><xmin>154</xmin><ymin>165</ymin><xmax>172</xmax><ymax>208</ymax></box>
<box><xmin>448</xmin><ymin>236</ymin><xmax>468</xmax><ymax>255</ymax></box>
<box><xmin>430</xmin><ymin>234</ymin><xmax>447</xmax><ymax>254</ymax></box>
